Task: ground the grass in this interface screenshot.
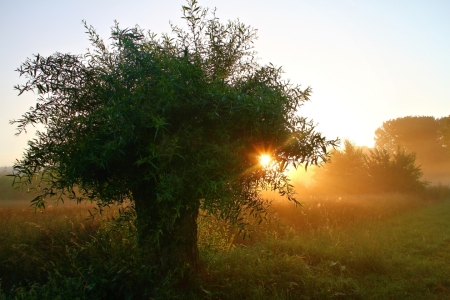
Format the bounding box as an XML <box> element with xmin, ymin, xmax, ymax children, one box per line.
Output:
<box><xmin>198</xmin><ymin>195</ymin><xmax>450</xmax><ymax>299</ymax></box>
<box><xmin>1</xmin><ymin>194</ymin><xmax>450</xmax><ymax>299</ymax></box>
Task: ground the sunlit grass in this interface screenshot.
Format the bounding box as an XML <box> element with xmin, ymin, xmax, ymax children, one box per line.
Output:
<box><xmin>199</xmin><ymin>196</ymin><xmax>450</xmax><ymax>299</ymax></box>
<box><xmin>1</xmin><ymin>194</ymin><xmax>450</xmax><ymax>299</ymax></box>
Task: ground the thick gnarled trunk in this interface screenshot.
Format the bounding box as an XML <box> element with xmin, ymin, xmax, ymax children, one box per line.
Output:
<box><xmin>132</xmin><ymin>184</ymin><xmax>200</xmax><ymax>278</ymax></box>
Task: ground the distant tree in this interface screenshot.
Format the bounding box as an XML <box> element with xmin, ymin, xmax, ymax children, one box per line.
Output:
<box><xmin>365</xmin><ymin>147</ymin><xmax>426</xmax><ymax>193</ymax></box>
<box><xmin>312</xmin><ymin>140</ymin><xmax>370</xmax><ymax>194</ymax></box>
<box><xmin>375</xmin><ymin>116</ymin><xmax>445</xmax><ymax>154</ymax></box>
<box><xmin>374</xmin><ymin>116</ymin><xmax>450</xmax><ymax>183</ymax></box>
<box><xmin>312</xmin><ymin>140</ymin><xmax>426</xmax><ymax>195</ymax></box>
<box><xmin>11</xmin><ymin>0</ymin><xmax>336</xmax><ymax>282</ymax></box>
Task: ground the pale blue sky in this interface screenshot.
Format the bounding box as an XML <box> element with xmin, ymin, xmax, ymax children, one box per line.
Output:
<box><xmin>1</xmin><ymin>0</ymin><xmax>449</xmax><ymax>166</ymax></box>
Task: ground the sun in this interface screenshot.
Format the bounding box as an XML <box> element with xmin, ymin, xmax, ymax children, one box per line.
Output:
<box><xmin>259</xmin><ymin>154</ymin><xmax>272</xmax><ymax>167</ymax></box>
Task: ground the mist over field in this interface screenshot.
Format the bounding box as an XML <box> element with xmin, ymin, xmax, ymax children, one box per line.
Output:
<box><xmin>2</xmin><ymin>176</ymin><xmax>450</xmax><ymax>299</ymax></box>
<box><xmin>1</xmin><ymin>0</ymin><xmax>450</xmax><ymax>298</ymax></box>
<box><xmin>4</xmin><ymin>115</ymin><xmax>450</xmax><ymax>203</ymax></box>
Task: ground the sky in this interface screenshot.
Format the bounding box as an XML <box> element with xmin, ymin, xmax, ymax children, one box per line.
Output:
<box><xmin>1</xmin><ymin>0</ymin><xmax>449</xmax><ymax>167</ymax></box>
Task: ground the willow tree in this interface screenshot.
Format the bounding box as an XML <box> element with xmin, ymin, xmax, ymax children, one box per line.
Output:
<box><xmin>11</xmin><ymin>0</ymin><xmax>336</xmax><ymax>275</ymax></box>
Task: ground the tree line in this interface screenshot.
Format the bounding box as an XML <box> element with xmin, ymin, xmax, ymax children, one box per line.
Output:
<box><xmin>310</xmin><ymin>116</ymin><xmax>450</xmax><ymax>195</ymax></box>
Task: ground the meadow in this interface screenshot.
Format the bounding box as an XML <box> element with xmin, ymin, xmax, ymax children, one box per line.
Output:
<box><xmin>1</xmin><ymin>188</ymin><xmax>450</xmax><ymax>299</ymax></box>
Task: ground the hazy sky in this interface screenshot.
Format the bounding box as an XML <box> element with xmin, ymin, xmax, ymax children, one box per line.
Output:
<box><xmin>1</xmin><ymin>0</ymin><xmax>449</xmax><ymax>166</ymax></box>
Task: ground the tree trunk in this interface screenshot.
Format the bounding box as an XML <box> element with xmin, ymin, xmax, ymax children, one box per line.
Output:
<box><xmin>132</xmin><ymin>183</ymin><xmax>200</xmax><ymax>279</ymax></box>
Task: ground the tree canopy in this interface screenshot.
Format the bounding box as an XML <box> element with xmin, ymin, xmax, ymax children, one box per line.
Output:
<box><xmin>312</xmin><ymin>140</ymin><xmax>426</xmax><ymax>195</ymax></box>
<box><xmin>11</xmin><ymin>0</ymin><xmax>336</xmax><ymax>281</ymax></box>
<box><xmin>374</xmin><ymin>116</ymin><xmax>450</xmax><ymax>183</ymax></box>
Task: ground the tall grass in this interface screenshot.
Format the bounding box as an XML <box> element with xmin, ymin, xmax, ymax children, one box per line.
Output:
<box><xmin>1</xmin><ymin>193</ymin><xmax>450</xmax><ymax>299</ymax></box>
<box><xmin>199</xmin><ymin>195</ymin><xmax>450</xmax><ymax>299</ymax></box>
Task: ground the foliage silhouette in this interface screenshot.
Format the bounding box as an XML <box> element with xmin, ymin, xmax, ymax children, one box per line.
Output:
<box><xmin>375</xmin><ymin>116</ymin><xmax>450</xmax><ymax>183</ymax></box>
<box><xmin>10</xmin><ymin>0</ymin><xmax>337</xmax><ymax>284</ymax></box>
<box><xmin>312</xmin><ymin>140</ymin><xmax>426</xmax><ymax>195</ymax></box>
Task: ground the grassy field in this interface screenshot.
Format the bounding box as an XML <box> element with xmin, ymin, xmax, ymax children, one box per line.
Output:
<box><xmin>1</xmin><ymin>193</ymin><xmax>450</xmax><ymax>299</ymax></box>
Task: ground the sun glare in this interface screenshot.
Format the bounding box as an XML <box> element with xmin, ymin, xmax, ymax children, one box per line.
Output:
<box><xmin>259</xmin><ymin>154</ymin><xmax>272</xmax><ymax>167</ymax></box>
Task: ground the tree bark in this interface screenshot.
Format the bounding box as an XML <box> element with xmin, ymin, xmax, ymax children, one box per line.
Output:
<box><xmin>132</xmin><ymin>183</ymin><xmax>200</xmax><ymax>279</ymax></box>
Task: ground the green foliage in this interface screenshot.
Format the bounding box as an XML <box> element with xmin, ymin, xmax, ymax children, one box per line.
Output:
<box><xmin>10</xmin><ymin>0</ymin><xmax>336</xmax><ymax>275</ymax></box>
<box><xmin>12</xmin><ymin>0</ymin><xmax>334</xmax><ymax>212</ymax></box>
<box><xmin>312</xmin><ymin>140</ymin><xmax>427</xmax><ymax>195</ymax></box>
